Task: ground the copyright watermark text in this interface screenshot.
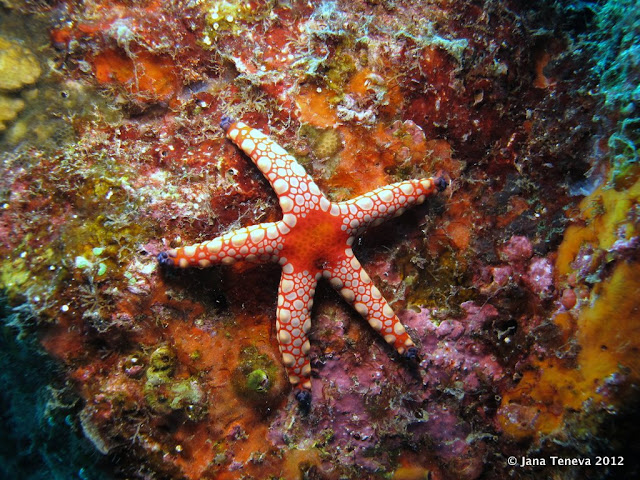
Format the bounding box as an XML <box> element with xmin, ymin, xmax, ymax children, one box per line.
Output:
<box><xmin>507</xmin><ymin>456</ymin><xmax>624</xmax><ymax>467</ymax></box>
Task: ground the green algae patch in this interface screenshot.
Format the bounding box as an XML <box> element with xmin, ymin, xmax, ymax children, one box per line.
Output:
<box><xmin>200</xmin><ymin>0</ymin><xmax>275</xmax><ymax>45</ymax></box>
<box><xmin>144</xmin><ymin>345</ymin><xmax>207</xmax><ymax>420</ymax></box>
<box><xmin>231</xmin><ymin>345</ymin><xmax>285</xmax><ymax>407</ymax></box>
<box><xmin>0</xmin><ymin>147</ymin><xmax>155</xmax><ymax>324</ymax></box>
<box><xmin>404</xmin><ymin>249</ymin><xmax>475</xmax><ymax>317</ymax></box>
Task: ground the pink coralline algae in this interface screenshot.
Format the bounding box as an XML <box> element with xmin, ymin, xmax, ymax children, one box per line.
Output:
<box><xmin>499</xmin><ymin>235</ymin><xmax>534</xmax><ymax>263</ymax></box>
<box><xmin>480</xmin><ymin>235</ymin><xmax>555</xmax><ymax>300</ymax></box>
<box><xmin>524</xmin><ymin>257</ymin><xmax>554</xmax><ymax>298</ymax></box>
<box><xmin>264</xmin><ymin>300</ymin><xmax>504</xmax><ymax>479</ymax></box>
<box><xmin>403</xmin><ymin>302</ymin><xmax>505</xmax><ymax>390</ymax></box>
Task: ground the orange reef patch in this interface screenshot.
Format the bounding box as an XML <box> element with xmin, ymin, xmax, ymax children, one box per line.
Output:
<box><xmin>498</xmin><ymin>177</ymin><xmax>640</xmax><ymax>439</ymax></box>
<box><xmin>295</xmin><ymin>86</ymin><xmax>339</xmax><ymax>128</ymax></box>
<box><xmin>556</xmin><ymin>179</ymin><xmax>640</xmax><ymax>276</ymax></box>
<box><xmin>92</xmin><ymin>49</ymin><xmax>180</xmax><ymax>102</ymax></box>
<box><xmin>498</xmin><ymin>260</ymin><xmax>640</xmax><ymax>439</ymax></box>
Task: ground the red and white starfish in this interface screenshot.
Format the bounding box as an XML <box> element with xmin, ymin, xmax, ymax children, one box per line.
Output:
<box><xmin>159</xmin><ymin>116</ymin><xmax>447</xmax><ymax>406</ymax></box>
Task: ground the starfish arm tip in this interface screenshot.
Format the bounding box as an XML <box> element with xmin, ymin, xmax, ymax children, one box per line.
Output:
<box><xmin>403</xmin><ymin>346</ymin><xmax>421</xmax><ymax>363</ymax></box>
<box><xmin>435</xmin><ymin>176</ymin><xmax>448</xmax><ymax>192</ymax></box>
<box><xmin>220</xmin><ymin>115</ymin><xmax>236</xmax><ymax>133</ymax></box>
<box><xmin>295</xmin><ymin>389</ymin><xmax>312</xmax><ymax>413</ymax></box>
<box><xmin>157</xmin><ymin>251</ymin><xmax>174</xmax><ymax>267</ymax></box>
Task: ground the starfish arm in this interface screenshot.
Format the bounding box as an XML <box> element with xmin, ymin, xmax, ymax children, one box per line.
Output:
<box><xmin>221</xmin><ymin>118</ymin><xmax>333</xmax><ymax>220</ymax></box>
<box><xmin>323</xmin><ymin>249</ymin><xmax>415</xmax><ymax>354</ymax></box>
<box><xmin>276</xmin><ymin>263</ymin><xmax>318</xmax><ymax>390</ymax></box>
<box><xmin>158</xmin><ymin>222</ymin><xmax>287</xmax><ymax>268</ymax></box>
<box><xmin>336</xmin><ymin>176</ymin><xmax>447</xmax><ymax>235</ymax></box>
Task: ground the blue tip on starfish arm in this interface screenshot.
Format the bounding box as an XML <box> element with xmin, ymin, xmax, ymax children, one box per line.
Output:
<box><xmin>295</xmin><ymin>389</ymin><xmax>312</xmax><ymax>414</ymax></box>
<box><xmin>157</xmin><ymin>251</ymin><xmax>174</xmax><ymax>267</ymax></box>
<box><xmin>220</xmin><ymin>115</ymin><xmax>235</xmax><ymax>132</ymax></box>
<box><xmin>403</xmin><ymin>346</ymin><xmax>420</xmax><ymax>363</ymax></box>
<box><xmin>435</xmin><ymin>176</ymin><xmax>448</xmax><ymax>192</ymax></box>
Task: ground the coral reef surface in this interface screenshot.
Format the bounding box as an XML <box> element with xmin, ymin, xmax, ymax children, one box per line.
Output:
<box><xmin>1</xmin><ymin>0</ymin><xmax>638</xmax><ymax>479</ymax></box>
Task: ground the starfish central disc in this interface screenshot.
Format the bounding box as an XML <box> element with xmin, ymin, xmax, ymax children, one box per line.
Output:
<box><xmin>280</xmin><ymin>207</ymin><xmax>347</xmax><ymax>271</ymax></box>
<box><xmin>158</xmin><ymin>116</ymin><xmax>448</xmax><ymax>403</ymax></box>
